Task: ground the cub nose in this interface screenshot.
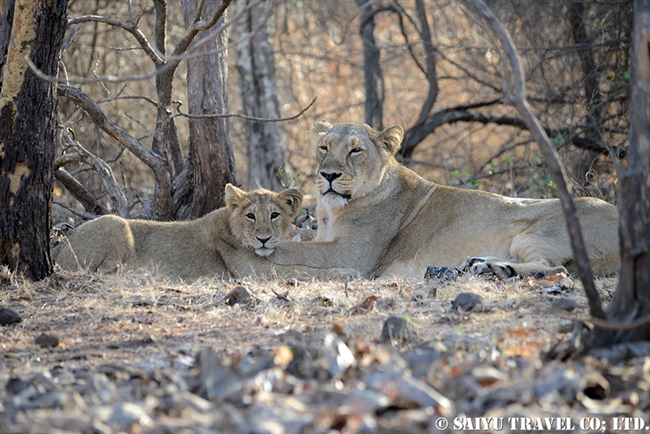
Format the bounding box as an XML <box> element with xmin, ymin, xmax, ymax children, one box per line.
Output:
<box><xmin>256</xmin><ymin>236</ymin><xmax>271</xmax><ymax>245</ymax></box>
<box><xmin>320</xmin><ymin>171</ymin><xmax>342</xmax><ymax>183</ymax></box>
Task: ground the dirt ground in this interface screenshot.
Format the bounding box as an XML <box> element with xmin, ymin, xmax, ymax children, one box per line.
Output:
<box><xmin>2</xmin><ymin>269</ymin><xmax>650</xmax><ymax>433</ymax></box>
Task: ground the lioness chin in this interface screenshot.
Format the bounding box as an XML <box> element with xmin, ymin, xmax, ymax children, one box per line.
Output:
<box><xmin>267</xmin><ymin>121</ymin><xmax>619</xmax><ymax>279</ymax></box>
<box><xmin>53</xmin><ymin>184</ymin><xmax>353</xmax><ymax>281</ymax></box>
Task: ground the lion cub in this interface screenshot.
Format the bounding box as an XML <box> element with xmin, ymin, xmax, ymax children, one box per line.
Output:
<box><xmin>53</xmin><ymin>184</ymin><xmax>352</xmax><ymax>281</ymax></box>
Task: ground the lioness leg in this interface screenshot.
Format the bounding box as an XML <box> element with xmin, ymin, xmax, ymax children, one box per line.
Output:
<box><xmin>464</xmin><ymin>221</ymin><xmax>572</xmax><ymax>279</ymax></box>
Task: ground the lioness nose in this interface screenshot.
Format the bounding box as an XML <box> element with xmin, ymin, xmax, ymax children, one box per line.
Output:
<box><xmin>321</xmin><ymin>171</ymin><xmax>342</xmax><ymax>183</ymax></box>
<box><xmin>257</xmin><ymin>236</ymin><xmax>271</xmax><ymax>245</ymax></box>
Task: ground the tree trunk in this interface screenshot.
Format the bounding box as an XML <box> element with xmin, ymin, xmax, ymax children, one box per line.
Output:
<box><xmin>174</xmin><ymin>0</ymin><xmax>237</xmax><ymax>219</ymax></box>
<box><xmin>604</xmin><ymin>0</ymin><xmax>650</xmax><ymax>343</ymax></box>
<box><xmin>358</xmin><ymin>0</ymin><xmax>383</xmax><ymax>130</ymax></box>
<box><xmin>568</xmin><ymin>0</ymin><xmax>602</xmax><ymax>186</ymax></box>
<box><xmin>235</xmin><ymin>0</ymin><xmax>289</xmax><ymax>191</ymax></box>
<box><xmin>0</xmin><ymin>0</ymin><xmax>68</xmax><ymax>280</ymax></box>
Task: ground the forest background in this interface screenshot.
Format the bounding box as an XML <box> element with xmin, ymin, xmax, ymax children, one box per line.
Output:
<box><xmin>50</xmin><ymin>0</ymin><xmax>630</xmax><ymax>226</ymax></box>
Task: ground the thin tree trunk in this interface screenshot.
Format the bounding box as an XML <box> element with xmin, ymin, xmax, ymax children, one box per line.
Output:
<box><xmin>358</xmin><ymin>0</ymin><xmax>383</xmax><ymax>130</ymax></box>
<box><xmin>568</xmin><ymin>0</ymin><xmax>602</xmax><ymax>185</ymax></box>
<box><xmin>174</xmin><ymin>0</ymin><xmax>236</xmax><ymax>219</ymax></box>
<box><xmin>0</xmin><ymin>0</ymin><xmax>68</xmax><ymax>280</ymax></box>
<box><xmin>236</xmin><ymin>0</ymin><xmax>289</xmax><ymax>191</ymax></box>
<box><xmin>474</xmin><ymin>0</ymin><xmax>606</xmax><ymax>321</ymax></box>
<box><xmin>604</xmin><ymin>0</ymin><xmax>650</xmax><ymax>343</ymax></box>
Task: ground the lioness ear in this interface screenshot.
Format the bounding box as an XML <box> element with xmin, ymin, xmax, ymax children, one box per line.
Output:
<box><xmin>225</xmin><ymin>183</ymin><xmax>245</xmax><ymax>211</ymax></box>
<box><xmin>378</xmin><ymin>125</ymin><xmax>404</xmax><ymax>156</ymax></box>
<box><xmin>278</xmin><ymin>189</ymin><xmax>303</xmax><ymax>217</ymax></box>
<box><xmin>310</xmin><ymin>120</ymin><xmax>333</xmax><ymax>146</ymax></box>
<box><xmin>312</xmin><ymin>119</ymin><xmax>333</xmax><ymax>134</ymax></box>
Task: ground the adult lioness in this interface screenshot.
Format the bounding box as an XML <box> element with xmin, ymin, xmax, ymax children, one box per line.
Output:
<box><xmin>53</xmin><ymin>184</ymin><xmax>353</xmax><ymax>281</ymax></box>
<box><xmin>268</xmin><ymin>121</ymin><xmax>619</xmax><ymax>279</ymax></box>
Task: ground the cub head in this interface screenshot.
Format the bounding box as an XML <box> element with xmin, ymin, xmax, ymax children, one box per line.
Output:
<box><xmin>225</xmin><ymin>184</ymin><xmax>303</xmax><ymax>257</ymax></box>
<box><xmin>311</xmin><ymin>120</ymin><xmax>404</xmax><ymax>210</ymax></box>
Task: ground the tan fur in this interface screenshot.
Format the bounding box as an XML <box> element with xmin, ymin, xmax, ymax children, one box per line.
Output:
<box><xmin>268</xmin><ymin>121</ymin><xmax>620</xmax><ymax>279</ymax></box>
<box><xmin>53</xmin><ymin>185</ymin><xmax>354</xmax><ymax>281</ymax></box>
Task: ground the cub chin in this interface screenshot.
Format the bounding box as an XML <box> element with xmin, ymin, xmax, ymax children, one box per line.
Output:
<box><xmin>53</xmin><ymin>184</ymin><xmax>355</xmax><ymax>281</ymax></box>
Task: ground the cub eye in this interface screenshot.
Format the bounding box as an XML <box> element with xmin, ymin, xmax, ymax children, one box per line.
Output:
<box><xmin>350</xmin><ymin>147</ymin><xmax>363</xmax><ymax>155</ymax></box>
<box><xmin>270</xmin><ymin>212</ymin><xmax>280</xmax><ymax>220</ymax></box>
<box><xmin>319</xmin><ymin>145</ymin><xmax>328</xmax><ymax>152</ymax></box>
<box><xmin>246</xmin><ymin>213</ymin><xmax>256</xmax><ymax>221</ymax></box>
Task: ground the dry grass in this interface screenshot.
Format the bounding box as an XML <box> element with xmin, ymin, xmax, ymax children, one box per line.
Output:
<box><xmin>1</xmin><ymin>268</ymin><xmax>618</xmax><ymax>381</ymax></box>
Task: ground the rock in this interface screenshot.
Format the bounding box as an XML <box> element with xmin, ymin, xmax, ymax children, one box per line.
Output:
<box><xmin>0</xmin><ymin>307</ymin><xmax>22</xmax><ymax>326</ymax></box>
<box><xmin>5</xmin><ymin>377</ymin><xmax>31</xmax><ymax>395</ymax></box>
<box><xmin>550</xmin><ymin>297</ymin><xmax>580</xmax><ymax>312</ymax></box>
<box><xmin>35</xmin><ymin>333</ymin><xmax>60</xmax><ymax>348</ymax></box>
<box><xmin>223</xmin><ymin>286</ymin><xmax>253</xmax><ymax>306</ymax></box>
<box><xmin>424</xmin><ymin>266</ymin><xmax>459</xmax><ymax>281</ymax></box>
<box><xmin>380</xmin><ymin>317</ymin><xmax>417</xmax><ymax>345</ymax></box>
<box><xmin>451</xmin><ymin>292</ymin><xmax>483</xmax><ymax>312</ymax></box>
<box><xmin>402</xmin><ymin>348</ymin><xmax>441</xmax><ymax>379</ymax></box>
<box><xmin>322</xmin><ymin>332</ymin><xmax>356</xmax><ymax>378</ymax></box>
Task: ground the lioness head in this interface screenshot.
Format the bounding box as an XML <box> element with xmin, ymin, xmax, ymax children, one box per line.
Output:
<box><xmin>311</xmin><ymin>120</ymin><xmax>404</xmax><ymax>209</ymax></box>
<box><xmin>225</xmin><ymin>184</ymin><xmax>303</xmax><ymax>257</ymax></box>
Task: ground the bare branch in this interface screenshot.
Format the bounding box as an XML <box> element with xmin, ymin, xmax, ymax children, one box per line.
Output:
<box><xmin>171</xmin><ymin>97</ymin><xmax>317</xmax><ymax>122</ymax></box>
<box><xmin>172</xmin><ymin>0</ymin><xmax>234</xmax><ymax>58</ymax></box>
<box><xmin>54</xmin><ymin>168</ymin><xmax>106</xmax><ymax>216</ymax></box>
<box><xmin>28</xmin><ymin>0</ymin><xmax>261</xmax><ymax>86</ymax></box>
<box><xmin>58</xmin><ymin>85</ymin><xmax>168</xmax><ymax>172</ymax></box>
<box><xmin>473</xmin><ymin>0</ymin><xmax>605</xmax><ymax>321</ymax></box>
<box><xmin>331</xmin><ymin>0</ymin><xmax>379</xmax><ymax>45</ymax></box>
<box><xmin>58</xmin><ymin>84</ymin><xmax>173</xmax><ymax>218</ymax></box>
<box><xmin>61</xmin><ymin>118</ymin><xmax>130</xmax><ymax>218</ymax></box>
<box><xmin>69</xmin><ymin>15</ymin><xmax>164</xmax><ymax>66</ymax></box>
<box><xmin>412</xmin><ymin>0</ymin><xmax>439</xmax><ymax>125</ymax></box>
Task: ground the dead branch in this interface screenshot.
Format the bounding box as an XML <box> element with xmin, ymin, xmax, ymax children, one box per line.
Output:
<box><xmin>412</xmin><ymin>0</ymin><xmax>439</xmax><ymax>127</ymax></box>
<box><xmin>61</xmin><ymin>111</ymin><xmax>130</xmax><ymax>218</ymax></box>
<box><xmin>563</xmin><ymin>312</ymin><xmax>650</xmax><ymax>332</ymax></box>
<box><xmin>58</xmin><ymin>86</ymin><xmax>171</xmax><ymax>185</ymax></box>
<box><xmin>171</xmin><ymin>97</ymin><xmax>317</xmax><ymax>122</ymax></box>
<box><xmin>54</xmin><ymin>168</ymin><xmax>106</xmax><ymax>216</ymax></box>
<box><xmin>331</xmin><ymin>0</ymin><xmax>379</xmax><ymax>45</ymax></box>
<box><xmin>473</xmin><ymin>0</ymin><xmax>606</xmax><ymax>320</ymax></box>
<box><xmin>68</xmin><ymin>15</ymin><xmax>163</xmax><ymax>65</ymax></box>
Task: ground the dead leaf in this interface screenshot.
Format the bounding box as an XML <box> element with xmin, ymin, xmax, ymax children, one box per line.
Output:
<box><xmin>360</xmin><ymin>295</ymin><xmax>378</xmax><ymax>310</ymax></box>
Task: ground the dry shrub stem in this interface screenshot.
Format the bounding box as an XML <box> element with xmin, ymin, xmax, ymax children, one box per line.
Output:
<box><xmin>473</xmin><ymin>0</ymin><xmax>606</xmax><ymax>321</ymax></box>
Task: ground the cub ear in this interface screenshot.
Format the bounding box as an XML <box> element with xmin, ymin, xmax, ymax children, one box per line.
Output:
<box><xmin>278</xmin><ymin>189</ymin><xmax>303</xmax><ymax>218</ymax></box>
<box><xmin>378</xmin><ymin>125</ymin><xmax>404</xmax><ymax>156</ymax></box>
<box><xmin>225</xmin><ymin>183</ymin><xmax>246</xmax><ymax>212</ymax></box>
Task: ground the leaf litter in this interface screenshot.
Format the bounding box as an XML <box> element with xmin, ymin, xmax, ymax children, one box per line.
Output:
<box><xmin>1</xmin><ymin>269</ymin><xmax>649</xmax><ymax>433</ymax></box>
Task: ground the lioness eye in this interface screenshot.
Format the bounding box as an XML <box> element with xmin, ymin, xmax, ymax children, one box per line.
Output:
<box><xmin>246</xmin><ymin>213</ymin><xmax>255</xmax><ymax>220</ymax></box>
<box><xmin>350</xmin><ymin>147</ymin><xmax>363</xmax><ymax>155</ymax></box>
<box><xmin>319</xmin><ymin>145</ymin><xmax>328</xmax><ymax>152</ymax></box>
<box><xmin>270</xmin><ymin>212</ymin><xmax>280</xmax><ymax>219</ymax></box>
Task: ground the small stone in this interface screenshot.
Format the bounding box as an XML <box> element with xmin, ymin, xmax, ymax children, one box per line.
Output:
<box><xmin>551</xmin><ymin>297</ymin><xmax>580</xmax><ymax>312</ymax></box>
<box><xmin>35</xmin><ymin>333</ymin><xmax>59</xmax><ymax>348</ymax></box>
<box><xmin>223</xmin><ymin>286</ymin><xmax>253</xmax><ymax>306</ymax></box>
<box><xmin>424</xmin><ymin>266</ymin><xmax>459</xmax><ymax>281</ymax></box>
<box><xmin>380</xmin><ymin>316</ymin><xmax>417</xmax><ymax>345</ymax></box>
<box><xmin>0</xmin><ymin>307</ymin><xmax>22</xmax><ymax>326</ymax></box>
<box><xmin>5</xmin><ymin>377</ymin><xmax>31</xmax><ymax>395</ymax></box>
<box><xmin>451</xmin><ymin>292</ymin><xmax>483</xmax><ymax>312</ymax></box>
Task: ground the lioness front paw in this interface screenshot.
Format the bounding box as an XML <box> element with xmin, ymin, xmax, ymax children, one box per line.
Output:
<box><xmin>467</xmin><ymin>259</ymin><xmax>516</xmax><ymax>280</ymax></box>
